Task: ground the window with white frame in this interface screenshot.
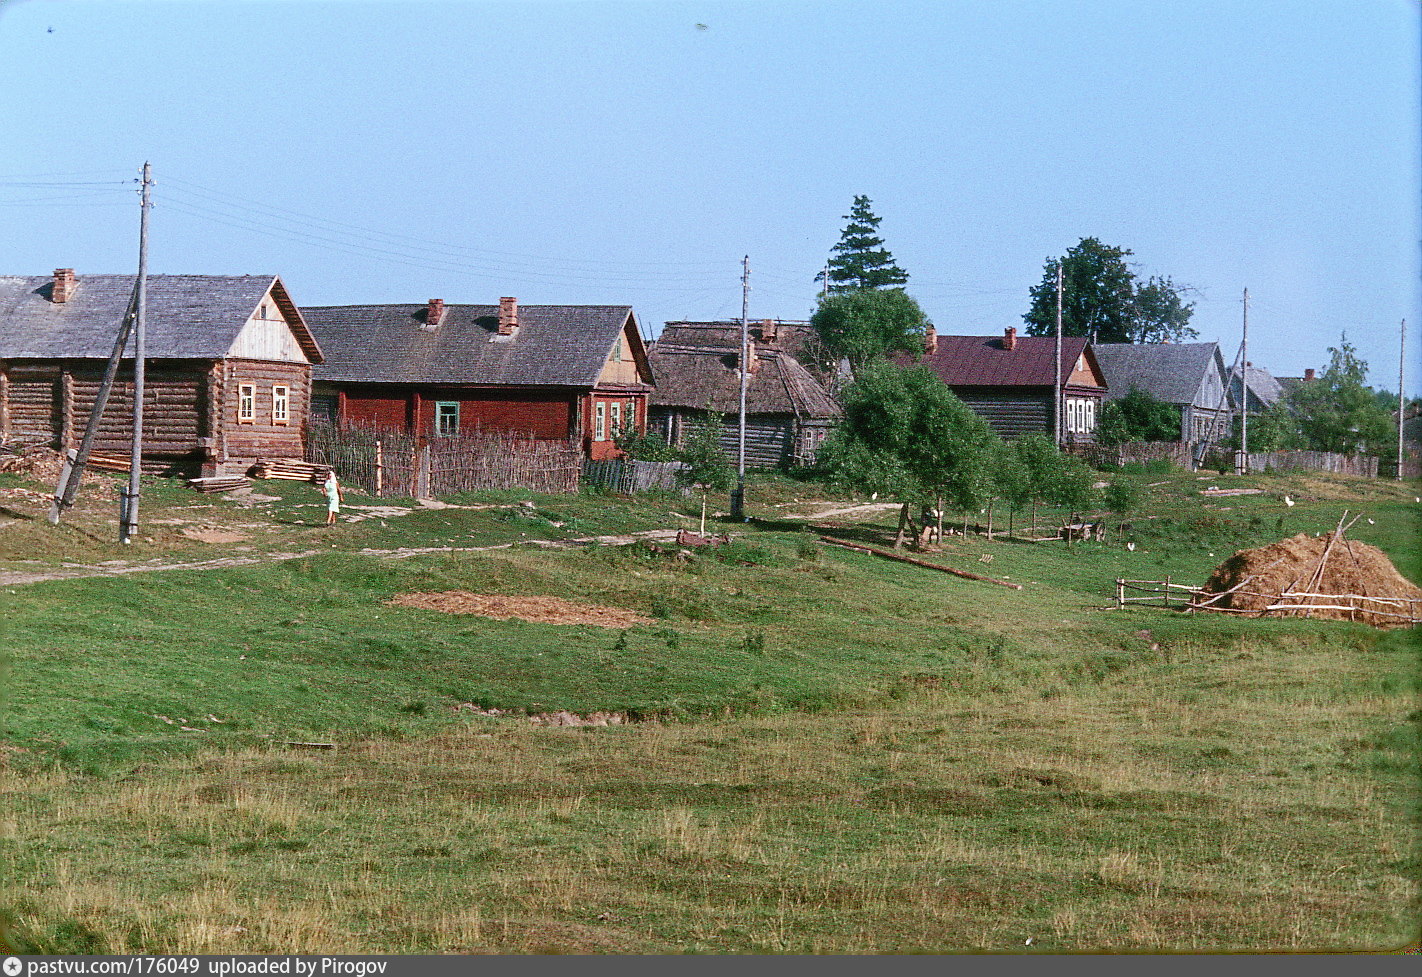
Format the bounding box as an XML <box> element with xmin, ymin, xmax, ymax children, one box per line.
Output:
<box><xmin>594</xmin><ymin>402</ymin><xmax>607</xmax><ymax>441</ymax></box>
<box><xmin>272</xmin><ymin>385</ymin><xmax>289</xmax><ymax>424</ymax></box>
<box><xmin>1065</xmin><ymin>397</ymin><xmax>1096</xmax><ymax>435</ymax></box>
<box><xmin>435</xmin><ymin>401</ymin><xmax>460</xmax><ymax>437</ymax></box>
<box><xmin>610</xmin><ymin>402</ymin><xmax>622</xmax><ymax>437</ymax></box>
<box><xmin>238</xmin><ymin>383</ymin><xmax>255</xmax><ymax>423</ymax></box>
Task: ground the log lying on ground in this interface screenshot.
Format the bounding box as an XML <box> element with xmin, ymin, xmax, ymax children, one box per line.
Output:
<box><xmin>186</xmin><ymin>475</ymin><xmax>252</xmax><ymax>493</ymax></box>
<box><xmin>819</xmin><ymin>536</ymin><xmax>1024</xmax><ymax>589</ymax></box>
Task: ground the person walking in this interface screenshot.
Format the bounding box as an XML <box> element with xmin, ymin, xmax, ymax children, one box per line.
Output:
<box><xmin>322</xmin><ymin>470</ymin><xmax>342</xmax><ymax>526</ymax></box>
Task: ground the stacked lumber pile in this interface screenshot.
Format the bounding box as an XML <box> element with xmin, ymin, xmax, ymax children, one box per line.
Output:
<box><xmin>86</xmin><ymin>454</ymin><xmax>132</xmax><ymax>473</ymax></box>
<box><xmin>248</xmin><ymin>459</ymin><xmax>332</xmax><ymax>482</ymax></box>
<box><xmin>187</xmin><ymin>475</ymin><xmax>252</xmax><ymax>493</ymax></box>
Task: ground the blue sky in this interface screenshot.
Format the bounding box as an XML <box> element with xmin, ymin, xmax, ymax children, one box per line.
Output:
<box><xmin>2</xmin><ymin>0</ymin><xmax>1418</xmax><ymax>394</ymax></box>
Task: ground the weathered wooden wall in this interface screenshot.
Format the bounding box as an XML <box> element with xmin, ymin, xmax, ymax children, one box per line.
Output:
<box><xmin>951</xmin><ymin>389</ymin><xmax>1054</xmax><ymax>440</ymax></box>
<box><xmin>220</xmin><ymin>358</ymin><xmax>311</xmax><ymax>469</ymax></box>
<box><xmin>650</xmin><ymin>408</ymin><xmax>798</xmax><ymax>469</ymax></box>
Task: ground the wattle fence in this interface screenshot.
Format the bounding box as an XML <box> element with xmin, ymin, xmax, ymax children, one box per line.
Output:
<box><xmin>305</xmin><ymin>425</ymin><xmax>583</xmax><ymax>498</ymax></box>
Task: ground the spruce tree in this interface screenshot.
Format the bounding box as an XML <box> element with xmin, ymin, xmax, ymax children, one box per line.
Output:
<box><xmin>820</xmin><ymin>195</ymin><xmax>909</xmax><ymax>291</ymax></box>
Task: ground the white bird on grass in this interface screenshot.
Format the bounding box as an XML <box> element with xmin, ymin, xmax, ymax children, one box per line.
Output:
<box><xmin>1284</xmin><ymin>496</ymin><xmax>1295</xmax><ymax>507</ymax></box>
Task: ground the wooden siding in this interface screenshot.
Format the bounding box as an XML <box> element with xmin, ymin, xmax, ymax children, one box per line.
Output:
<box><xmin>227</xmin><ymin>290</ymin><xmax>310</xmax><ymax>363</ymax></box>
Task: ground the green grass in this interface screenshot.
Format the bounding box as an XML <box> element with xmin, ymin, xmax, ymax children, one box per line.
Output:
<box><xmin>1</xmin><ymin>465</ymin><xmax>1419</xmax><ymax>953</ymax></box>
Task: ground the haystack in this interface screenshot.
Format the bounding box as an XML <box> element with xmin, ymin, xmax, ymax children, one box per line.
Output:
<box><xmin>1195</xmin><ymin>529</ymin><xmax>1422</xmax><ymax>628</ymax></box>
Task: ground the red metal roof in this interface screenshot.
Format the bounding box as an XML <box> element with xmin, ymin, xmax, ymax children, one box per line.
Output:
<box><xmin>898</xmin><ymin>334</ymin><xmax>1101</xmax><ymax>388</ymax></box>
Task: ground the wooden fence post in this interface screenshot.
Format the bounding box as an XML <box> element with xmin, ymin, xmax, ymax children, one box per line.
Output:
<box><xmin>1116</xmin><ymin>579</ymin><xmax>1124</xmax><ymax>610</ymax></box>
<box><xmin>375</xmin><ymin>439</ymin><xmax>383</xmax><ymax>498</ymax></box>
<box><xmin>1164</xmin><ymin>575</ymin><xmax>1171</xmax><ymax>608</ymax></box>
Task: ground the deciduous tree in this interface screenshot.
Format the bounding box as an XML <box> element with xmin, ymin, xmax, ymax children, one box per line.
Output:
<box><xmin>809</xmin><ymin>287</ymin><xmax>931</xmax><ymax>371</ymax></box>
<box><xmin>1023</xmin><ymin>237</ymin><xmax>1197</xmax><ymax>344</ymax></box>
<box><xmin>816</xmin><ymin>362</ymin><xmax>998</xmax><ymax>548</ymax></box>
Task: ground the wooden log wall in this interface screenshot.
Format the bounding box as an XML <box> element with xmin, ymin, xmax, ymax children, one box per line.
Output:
<box><xmin>952</xmin><ymin>389</ymin><xmax>1053</xmax><ymax>440</ymax></box>
<box><xmin>219</xmin><ymin>358</ymin><xmax>312</xmax><ymax>469</ymax></box>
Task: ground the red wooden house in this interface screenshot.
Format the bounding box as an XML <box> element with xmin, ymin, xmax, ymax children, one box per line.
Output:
<box><xmin>302</xmin><ymin>297</ymin><xmax>653</xmax><ymax>459</ymax></box>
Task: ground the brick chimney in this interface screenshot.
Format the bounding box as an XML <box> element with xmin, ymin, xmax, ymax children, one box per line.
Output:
<box><xmin>498</xmin><ymin>296</ymin><xmax>519</xmax><ymax>336</ymax></box>
<box><xmin>1004</xmin><ymin>326</ymin><xmax>1017</xmax><ymax>351</ymax></box>
<box><xmin>424</xmin><ymin>298</ymin><xmax>445</xmax><ymax>329</ymax></box>
<box><xmin>760</xmin><ymin>318</ymin><xmax>778</xmax><ymax>345</ymax></box>
<box><xmin>924</xmin><ymin>323</ymin><xmax>937</xmax><ymax>355</ymax></box>
<box><xmin>1304</xmin><ymin>368</ymin><xmax>1315</xmax><ymax>381</ymax></box>
<box><xmin>743</xmin><ymin>339</ymin><xmax>759</xmax><ymax>376</ymax></box>
<box><xmin>52</xmin><ymin>268</ymin><xmax>76</xmax><ymax>303</ymax></box>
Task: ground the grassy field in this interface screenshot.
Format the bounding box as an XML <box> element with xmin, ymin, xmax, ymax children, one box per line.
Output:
<box><xmin>1</xmin><ymin>464</ymin><xmax>1418</xmax><ymax>953</ymax></box>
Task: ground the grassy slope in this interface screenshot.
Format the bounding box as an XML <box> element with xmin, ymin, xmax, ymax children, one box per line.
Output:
<box><xmin>1</xmin><ymin>467</ymin><xmax>1418</xmax><ymax>953</ymax></box>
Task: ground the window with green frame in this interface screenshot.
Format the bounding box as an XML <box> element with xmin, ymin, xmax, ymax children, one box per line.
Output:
<box><xmin>435</xmin><ymin>401</ymin><xmax>460</xmax><ymax>436</ymax></box>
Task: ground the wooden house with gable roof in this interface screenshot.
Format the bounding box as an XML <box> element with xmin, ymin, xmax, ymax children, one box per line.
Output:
<box><xmin>1092</xmin><ymin>341</ymin><xmax>1232</xmax><ymax>447</ymax></box>
<box><xmin>301</xmin><ymin>297</ymin><xmax>653</xmax><ymax>460</ymax></box>
<box><xmin>647</xmin><ymin>319</ymin><xmax>841</xmax><ymax>467</ymax></box>
<box><xmin>898</xmin><ymin>325</ymin><xmax>1108</xmax><ymax>443</ymax></box>
<box><xmin>0</xmin><ymin>269</ymin><xmax>322</xmax><ymax>475</ymax></box>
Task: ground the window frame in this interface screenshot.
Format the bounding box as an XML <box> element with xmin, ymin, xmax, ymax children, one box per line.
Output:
<box><xmin>594</xmin><ymin>402</ymin><xmax>607</xmax><ymax>441</ymax></box>
<box><xmin>238</xmin><ymin>383</ymin><xmax>256</xmax><ymax>424</ymax></box>
<box><xmin>435</xmin><ymin>401</ymin><xmax>460</xmax><ymax>437</ymax></box>
<box><xmin>610</xmin><ymin>402</ymin><xmax>622</xmax><ymax>438</ymax></box>
<box><xmin>271</xmin><ymin>384</ymin><xmax>289</xmax><ymax>425</ymax></box>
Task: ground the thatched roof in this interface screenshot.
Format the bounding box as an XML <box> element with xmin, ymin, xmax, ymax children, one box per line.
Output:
<box><xmin>647</xmin><ymin>338</ymin><xmax>839</xmax><ymax>419</ymax></box>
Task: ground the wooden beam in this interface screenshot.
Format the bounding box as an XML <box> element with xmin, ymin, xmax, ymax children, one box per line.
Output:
<box><xmin>819</xmin><ymin>537</ymin><xmax>1024</xmax><ymax>589</ymax></box>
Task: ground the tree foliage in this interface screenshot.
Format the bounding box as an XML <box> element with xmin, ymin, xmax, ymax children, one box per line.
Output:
<box><xmin>809</xmin><ymin>287</ymin><xmax>931</xmax><ymax>371</ymax></box>
<box><xmin>1095</xmin><ymin>387</ymin><xmax>1182</xmax><ymax>446</ymax></box>
<box><xmin>819</xmin><ymin>195</ymin><xmax>909</xmax><ymax>292</ymax></box>
<box><xmin>1023</xmin><ymin>237</ymin><xmax>1197</xmax><ymax>344</ymax></box>
<box><xmin>816</xmin><ymin>363</ymin><xmax>998</xmax><ymax>544</ymax></box>
<box><xmin>1280</xmin><ymin>337</ymin><xmax>1394</xmax><ymax>455</ymax></box>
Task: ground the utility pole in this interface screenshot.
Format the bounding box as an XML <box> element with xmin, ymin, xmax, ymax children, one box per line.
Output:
<box><xmin>1238</xmin><ymin>288</ymin><xmax>1249</xmax><ymax>475</ymax></box>
<box><xmin>1398</xmin><ymin>318</ymin><xmax>1407</xmax><ymax>481</ymax></box>
<box><xmin>730</xmin><ymin>255</ymin><xmax>750</xmax><ymax>521</ymax></box>
<box><xmin>820</xmin><ymin>264</ymin><xmax>829</xmax><ymax>299</ymax></box>
<box><xmin>120</xmin><ymin>162</ymin><xmax>153</xmax><ymax>544</ymax></box>
<box><xmin>1054</xmin><ymin>260</ymin><xmax>1063</xmax><ymax>448</ymax></box>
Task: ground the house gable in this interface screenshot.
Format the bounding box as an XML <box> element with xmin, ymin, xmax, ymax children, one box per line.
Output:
<box><xmin>596</xmin><ymin>313</ymin><xmax>653</xmax><ymax>386</ymax></box>
<box><xmin>227</xmin><ymin>282</ymin><xmax>314</xmax><ymax>363</ymax></box>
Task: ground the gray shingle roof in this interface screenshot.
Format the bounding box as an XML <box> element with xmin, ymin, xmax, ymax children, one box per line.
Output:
<box><xmin>647</xmin><ymin>342</ymin><xmax>840</xmax><ymax>418</ymax></box>
<box><xmin>1093</xmin><ymin>342</ymin><xmax>1224</xmax><ymax>406</ymax></box>
<box><xmin>304</xmin><ymin>303</ymin><xmax>641</xmax><ymax>387</ymax></box>
<box><xmin>0</xmin><ymin>274</ymin><xmax>320</xmax><ymax>362</ymax></box>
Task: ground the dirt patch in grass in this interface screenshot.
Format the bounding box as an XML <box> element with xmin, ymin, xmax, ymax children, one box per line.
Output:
<box><xmin>388</xmin><ymin>590</ymin><xmax>653</xmax><ymax>628</ymax></box>
<box><xmin>1197</xmin><ymin>532</ymin><xmax>1422</xmax><ymax>628</ymax></box>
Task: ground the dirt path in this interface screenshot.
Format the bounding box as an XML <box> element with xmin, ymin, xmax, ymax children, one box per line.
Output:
<box><xmin>0</xmin><ymin>529</ymin><xmax>687</xmax><ymax>589</ymax></box>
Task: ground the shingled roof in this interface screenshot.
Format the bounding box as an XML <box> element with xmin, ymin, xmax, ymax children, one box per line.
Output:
<box><xmin>0</xmin><ymin>274</ymin><xmax>320</xmax><ymax>362</ymax></box>
<box><xmin>905</xmin><ymin>333</ymin><xmax>1101</xmax><ymax>388</ymax></box>
<box><xmin>304</xmin><ymin>303</ymin><xmax>641</xmax><ymax>387</ymax></box>
<box><xmin>647</xmin><ymin>341</ymin><xmax>840</xmax><ymax>418</ymax></box>
<box><xmin>1093</xmin><ymin>342</ymin><xmax>1225</xmax><ymax>406</ymax></box>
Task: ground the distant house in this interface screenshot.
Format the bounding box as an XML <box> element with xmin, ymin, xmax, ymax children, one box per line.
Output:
<box><xmin>0</xmin><ymin>269</ymin><xmax>322</xmax><ymax>475</ymax></box>
<box><xmin>1229</xmin><ymin>362</ymin><xmax>1284</xmax><ymax>413</ymax></box>
<box><xmin>900</xmin><ymin>326</ymin><xmax>1107</xmax><ymax>443</ymax></box>
<box><xmin>1274</xmin><ymin>367</ymin><xmax>1318</xmax><ymax>401</ymax></box>
<box><xmin>1092</xmin><ymin>341</ymin><xmax>1232</xmax><ymax>446</ymax></box>
<box><xmin>302</xmin><ymin>297</ymin><xmax>653</xmax><ymax>460</ymax></box>
<box><xmin>647</xmin><ymin>319</ymin><xmax>841</xmax><ymax>468</ymax></box>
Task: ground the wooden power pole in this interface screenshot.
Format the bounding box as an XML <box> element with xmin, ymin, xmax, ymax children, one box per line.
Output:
<box><xmin>1398</xmin><ymin>318</ymin><xmax>1407</xmax><ymax>481</ymax></box>
<box><xmin>1054</xmin><ymin>260</ymin><xmax>1063</xmax><ymax>448</ymax></box>
<box><xmin>1238</xmin><ymin>288</ymin><xmax>1249</xmax><ymax>475</ymax></box>
<box><xmin>731</xmin><ymin>255</ymin><xmax>749</xmax><ymax>520</ymax></box>
<box><xmin>120</xmin><ymin>162</ymin><xmax>153</xmax><ymax>544</ymax></box>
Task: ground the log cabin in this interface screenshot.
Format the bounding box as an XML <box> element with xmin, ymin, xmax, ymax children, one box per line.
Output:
<box><xmin>302</xmin><ymin>297</ymin><xmax>653</xmax><ymax>460</ymax></box>
<box><xmin>0</xmin><ymin>270</ymin><xmax>322</xmax><ymax>475</ymax></box>
<box><xmin>647</xmin><ymin>320</ymin><xmax>841</xmax><ymax>468</ymax></box>
<box><xmin>900</xmin><ymin>326</ymin><xmax>1107</xmax><ymax>443</ymax></box>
